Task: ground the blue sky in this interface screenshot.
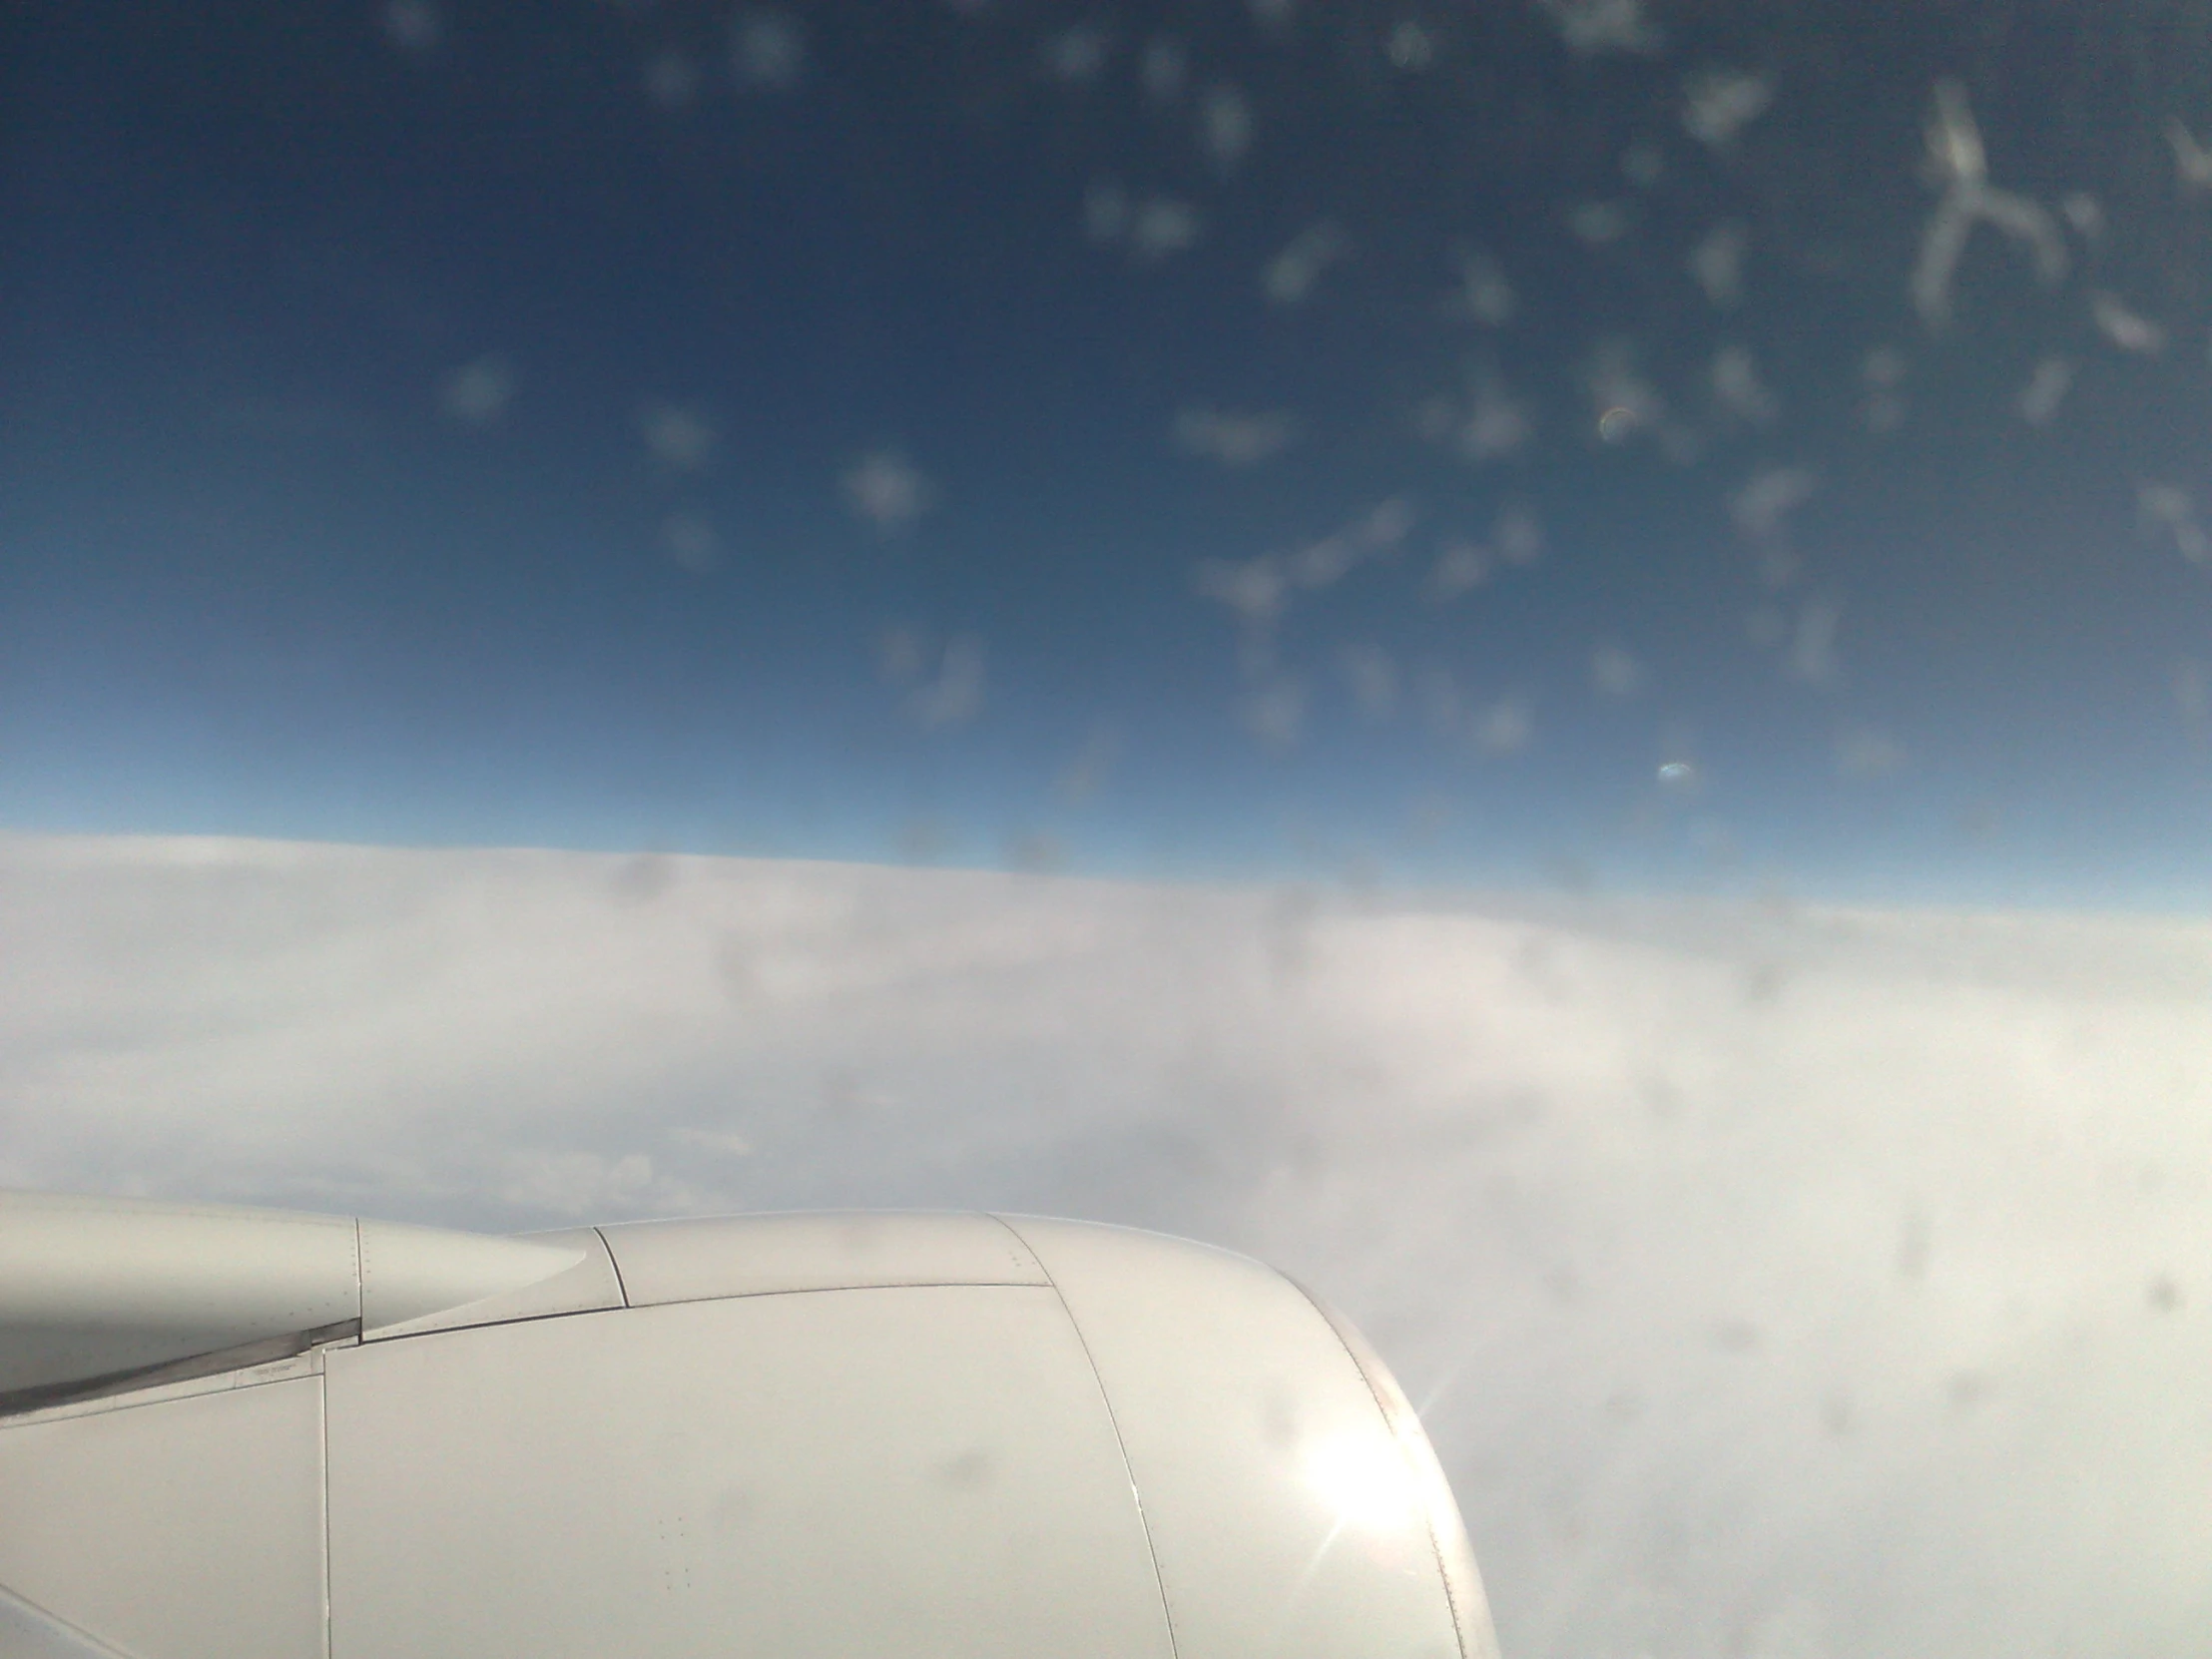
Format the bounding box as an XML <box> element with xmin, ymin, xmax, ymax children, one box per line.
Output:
<box><xmin>4</xmin><ymin>0</ymin><xmax>2209</xmax><ymax>907</ymax></box>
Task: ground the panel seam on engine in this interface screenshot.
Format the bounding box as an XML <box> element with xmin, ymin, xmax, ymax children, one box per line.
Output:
<box><xmin>987</xmin><ymin>1214</ymin><xmax>1186</xmax><ymax>1659</ymax></box>
<box><xmin>1286</xmin><ymin>1275</ymin><xmax>1473</xmax><ymax>1659</ymax></box>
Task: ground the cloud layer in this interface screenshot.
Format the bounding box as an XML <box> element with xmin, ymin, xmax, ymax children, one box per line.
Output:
<box><xmin>2</xmin><ymin>834</ymin><xmax>2207</xmax><ymax>1657</ymax></box>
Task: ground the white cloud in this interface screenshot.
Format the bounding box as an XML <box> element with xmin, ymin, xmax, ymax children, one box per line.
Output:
<box><xmin>668</xmin><ymin>1126</ymin><xmax>755</xmax><ymax>1157</ymax></box>
<box><xmin>1787</xmin><ymin>596</ymin><xmax>1843</xmax><ymax>686</ymax></box>
<box><xmin>641</xmin><ymin>401</ymin><xmax>717</xmax><ymax>471</ymax></box>
<box><xmin>1238</xmin><ymin>677</ymin><xmax>1306</xmax><ymax>752</ymax></box>
<box><xmin>2017</xmin><ymin>355</ymin><xmax>2074</xmax><ymax>426</ymax></box>
<box><xmin>1493</xmin><ymin>502</ymin><xmax>1543</xmax><ymax>566</ymax></box>
<box><xmin>841</xmin><ymin>449</ymin><xmax>934</xmax><ymax>532</ymax></box>
<box><xmin>1471</xmin><ymin>695</ymin><xmax>1533</xmax><ymax>756</ymax></box>
<box><xmin>2061</xmin><ymin>190</ymin><xmax>2105</xmax><ymax>240</ymax></box>
<box><xmin>1055</xmin><ymin>724</ymin><xmax>1121</xmax><ymax>804</ymax></box>
<box><xmin>733</xmin><ymin>10</ymin><xmax>806</xmax><ymax>89</ymax></box>
<box><xmin>1172</xmin><ymin>406</ymin><xmax>1298</xmax><ymax>467</ymax></box>
<box><xmin>1041</xmin><ymin>24</ymin><xmax>1111</xmax><ymax>83</ymax></box>
<box><xmin>876</xmin><ymin>627</ymin><xmax>984</xmax><ymax>728</ymax></box>
<box><xmin>1836</xmin><ymin>724</ymin><xmax>1906</xmax><ymax>779</ymax></box>
<box><xmin>1338</xmin><ymin>645</ymin><xmax>1399</xmax><ymax>720</ymax></box>
<box><xmin>1592</xmin><ymin>643</ymin><xmax>1642</xmax><ymax>697</ymax></box>
<box><xmin>660</xmin><ymin>509</ymin><xmax>721</xmax><ymax>575</ymax></box>
<box><xmin>1386</xmin><ymin>20</ymin><xmax>1435</xmax><ymax>71</ymax></box>
<box><xmin>4</xmin><ymin>835</ymin><xmax>2209</xmax><ymax>1659</ymax></box>
<box><xmin>2139</xmin><ymin>484</ymin><xmax>2209</xmax><ymax>565</ymax></box>
<box><xmin>2166</xmin><ymin>117</ymin><xmax>2212</xmax><ymax>190</ymax></box>
<box><xmin>1130</xmin><ymin>197</ymin><xmax>1203</xmax><ymax>262</ymax></box>
<box><xmin>1453</xmin><ymin>251</ymin><xmax>1517</xmax><ymax>327</ymax></box>
<box><xmin>1420</xmin><ymin>671</ymin><xmax>1532</xmax><ymax>758</ymax></box>
<box><xmin>1683</xmin><ymin>67</ymin><xmax>1774</xmax><ymax>147</ymax></box>
<box><xmin>1730</xmin><ymin>465</ymin><xmax>1820</xmax><ymax>545</ymax></box>
<box><xmin>1460</xmin><ymin>373</ymin><xmax>1534</xmax><ymax>461</ymax></box>
<box><xmin>1284</xmin><ymin>497</ymin><xmax>1414</xmax><ymax>590</ymax></box>
<box><xmin>382</xmin><ymin>0</ymin><xmax>440</xmax><ymax>54</ymax></box>
<box><xmin>439</xmin><ymin>355</ymin><xmax>515</xmax><ymax>427</ymax></box>
<box><xmin>497</xmin><ymin>1148</ymin><xmax>657</xmax><ymax>1218</ymax></box>
<box><xmin>1139</xmin><ymin>37</ymin><xmax>1188</xmax><ymax>102</ymax></box>
<box><xmin>907</xmin><ymin>636</ymin><xmax>986</xmax><ymax>729</ymax></box>
<box><xmin>1194</xmin><ymin>553</ymin><xmax>1291</xmax><ymax>628</ymax></box>
<box><xmin>1427</xmin><ymin>540</ymin><xmax>1490</xmax><ymax>601</ymax></box>
<box><xmin>1197</xmin><ymin>500</ymin><xmax>1411</xmax><ymax>636</ymax></box>
<box><xmin>1264</xmin><ymin>221</ymin><xmax>1350</xmax><ymax>304</ymax></box>
<box><xmin>1911</xmin><ymin>82</ymin><xmax>2067</xmax><ymax>331</ymax></box>
<box><xmin>1862</xmin><ymin>345</ymin><xmax>1909</xmax><ymax>433</ymax></box>
<box><xmin>1566</xmin><ymin>201</ymin><xmax>1632</xmax><ymax>246</ymax></box>
<box><xmin>1538</xmin><ymin>0</ymin><xmax>1661</xmax><ymax>56</ymax></box>
<box><xmin>642</xmin><ymin>49</ymin><xmax>701</xmax><ymax>111</ymax></box>
<box><xmin>2092</xmin><ymin>291</ymin><xmax>2167</xmax><ymax>355</ymax></box>
<box><xmin>1199</xmin><ymin>84</ymin><xmax>1255</xmax><ymax>176</ymax></box>
<box><xmin>1712</xmin><ymin>343</ymin><xmax>1779</xmax><ymax>425</ymax></box>
<box><xmin>1587</xmin><ymin>339</ymin><xmax>1663</xmax><ymax>442</ymax></box>
<box><xmin>1690</xmin><ymin>221</ymin><xmax>1752</xmax><ymax>310</ymax></box>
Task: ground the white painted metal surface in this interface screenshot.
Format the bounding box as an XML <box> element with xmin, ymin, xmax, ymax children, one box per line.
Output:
<box><xmin>0</xmin><ymin>1198</ymin><xmax>1501</xmax><ymax>1659</ymax></box>
<box><xmin>356</xmin><ymin>1218</ymin><xmax>590</xmax><ymax>1335</ymax></box>
<box><xmin>0</xmin><ymin>1192</ymin><xmax>358</xmax><ymax>1394</ymax></box>
<box><xmin>360</xmin><ymin>1225</ymin><xmax>622</xmax><ymax>1341</ymax></box>
<box><xmin>596</xmin><ymin>1209</ymin><xmax>1049</xmax><ymax>1306</ymax></box>
<box><xmin>1306</xmin><ymin>1290</ymin><xmax>1504</xmax><ymax>1659</ymax></box>
<box><xmin>325</xmin><ymin>1285</ymin><xmax>1174</xmax><ymax>1659</ymax></box>
<box><xmin>0</xmin><ymin>1374</ymin><xmax>327</xmax><ymax>1659</ymax></box>
<box><xmin>0</xmin><ymin>1191</ymin><xmax>589</xmax><ymax>1399</ymax></box>
<box><xmin>0</xmin><ymin>1584</ymin><xmax>136</xmax><ymax>1659</ymax></box>
<box><xmin>1001</xmin><ymin>1215</ymin><xmax>1488</xmax><ymax>1659</ymax></box>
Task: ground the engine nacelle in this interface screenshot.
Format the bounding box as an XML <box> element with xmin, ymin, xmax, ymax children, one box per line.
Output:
<box><xmin>0</xmin><ymin>1193</ymin><xmax>1499</xmax><ymax>1659</ymax></box>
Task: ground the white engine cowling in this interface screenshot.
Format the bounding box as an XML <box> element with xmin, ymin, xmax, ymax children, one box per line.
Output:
<box><xmin>0</xmin><ymin>1194</ymin><xmax>1500</xmax><ymax>1659</ymax></box>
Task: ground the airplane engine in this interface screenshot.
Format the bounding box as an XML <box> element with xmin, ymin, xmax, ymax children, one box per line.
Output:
<box><xmin>0</xmin><ymin>1191</ymin><xmax>1499</xmax><ymax>1659</ymax></box>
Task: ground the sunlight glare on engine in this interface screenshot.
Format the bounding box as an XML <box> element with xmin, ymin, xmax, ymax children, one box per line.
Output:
<box><xmin>1302</xmin><ymin>1430</ymin><xmax>1420</xmax><ymax>1534</ymax></box>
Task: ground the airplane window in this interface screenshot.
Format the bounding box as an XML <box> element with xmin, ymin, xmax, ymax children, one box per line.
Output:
<box><xmin>2</xmin><ymin>4</ymin><xmax>2207</xmax><ymax>1656</ymax></box>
